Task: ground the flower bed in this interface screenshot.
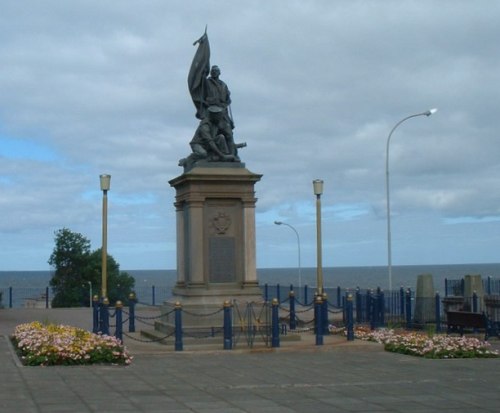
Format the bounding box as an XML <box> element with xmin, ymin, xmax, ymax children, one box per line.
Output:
<box><xmin>351</xmin><ymin>326</ymin><xmax>498</xmax><ymax>359</ymax></box>
<box><xmin>11</xmin><ymin>322</ymin><xmax>132</xmax><ymax>366</ymax></box>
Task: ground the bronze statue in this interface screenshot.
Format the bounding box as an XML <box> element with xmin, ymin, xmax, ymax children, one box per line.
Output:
<box><xmin>181</xmin><ymin>29</ymin><xmax>245</xmax><ymax>170</ymax></box>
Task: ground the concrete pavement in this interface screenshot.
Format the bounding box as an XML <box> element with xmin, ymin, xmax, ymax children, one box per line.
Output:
<box><xmin>1</xmin><ymin>307</ymin><xmax>500</xmax><ymax>412</ymax></box>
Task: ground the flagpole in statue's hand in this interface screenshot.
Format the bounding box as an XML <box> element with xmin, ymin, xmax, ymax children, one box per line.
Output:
<box><xmin>193</xmin><ymin>25</ymin><xmax>208</xmax><ymax>46</ymax></box>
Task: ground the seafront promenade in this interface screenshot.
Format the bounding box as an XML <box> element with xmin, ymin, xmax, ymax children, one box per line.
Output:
<box><xmin>1</xmin><ymin>307</ymin><xmax>500</xmax><ymax>412</ymax></box>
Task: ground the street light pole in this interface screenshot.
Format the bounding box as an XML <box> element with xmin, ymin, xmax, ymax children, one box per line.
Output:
<box><xmin>100</xmin><ymin>174</ymin><xmax>111</xmax><ymax>299</ymax></box>
<box><xmin>274</xmin><ymin>221</ymin><xmax>302</xmax><ymax>289</ymax></box>
<box><xmin>386</xmin><ymin>109</ymin><xmax>437</xmax><ymax>291</ymax></box>
<box><xmin>313</xmin><ymin>179</ymin><xmax>324</xmax><ymax>295</ymax></box>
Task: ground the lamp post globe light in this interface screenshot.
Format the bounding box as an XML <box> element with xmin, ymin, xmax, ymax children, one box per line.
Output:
<box><xmin>385</xmin><ymin>109</ymin><xmax>437</xmax><ymax>291</ymax></box>
<box><xmin>274</xmin><ymin>221</ymin><xmax>302</xmax><ymax>290</ymax></box>
<box><xmin>313</xmin><ymin>179</ymin><xmax>324</xmax><ymax>295</ymax></box>
<box><xmin>100</xmin><ymin>174</ymin><xmax>111</xmax><ymax>299</ymax></box>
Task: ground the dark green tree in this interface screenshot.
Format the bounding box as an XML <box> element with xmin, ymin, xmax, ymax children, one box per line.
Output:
<box><xmin>49</xmin><ymin>228</ymin><xmax>92</xmax><ymax>307</ymax></box>
<box><xmin>49</xmin><ymin>228</ymin><xmax>135</xmax><ymax>307</ymax></box>
<box><xmin>87</xmin><ymin>249</ymin><xmax>135</xmax><ymax>305</ymax></box>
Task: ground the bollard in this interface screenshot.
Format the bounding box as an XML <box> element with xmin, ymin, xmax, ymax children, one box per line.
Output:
<box><xmin>92</xmin><ymin>295</ymin><xmax>99</xmax><ymax>334</ymax></box>
<box><xmin>101</xmin><ymin>297</ymin><xmax>110</xmax><ymax>335</ymax></box>
<box><xmin>315</xmin><ymin>295</ymin><xmax>323</xmax><ymax>345</ymax></box>
<box><xmin>223</xmin><ymin>301</ymin><xmax>233</xmax><ymax>350</ymax></box>
<box><xmin>271</xmin><ymin>298</ymin><xmax>280</xmax><ymax>348</ymax></box>
<box><xmin>405</xmin><ymin>289</ymin><xmax>412</xmax><ymax>329</ymax></box>
<box><xmin>322</xmin><ymin>293</ymin><xmax>329</xmax><ymax>335</ymax></box>
<box><xmin>174</xmin><ymin>302</ymin><xmax>183</xmax><ymax>351</ymax></box>
<box><xmin>128</xmin><ymin>292</ymin><xmax>136</xmax><ymax>333</ymax></box>
<box><xmin>435</xmin><ymin>292</ymin><xmax>441</xmax><ymax>333</ymax></box>
<box><xmin>115</xmin><ymin>301</ymin><xmax>123</xmax><ymax>341</ymax></box>
<box><xmin>346</xmin><ymin>293</ymin><xmax>354</xmax><ymax>341</ymax></box>
<box><xmin>289</xmin><ymin>290</ymin><xmax>296</xmax><ymax>330</ymax></box>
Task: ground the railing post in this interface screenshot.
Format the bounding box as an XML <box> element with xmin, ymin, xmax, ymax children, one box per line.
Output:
<box><xmin>405</xmin><ymin>288</ymin><xmax>412</xmax><ymax>329</ymax></box>
<box><xmin>355</xmin><ymin>287</ymin><xmax>362</xmax><ymax>323</ymax></box>
<box><xmin>289</xmin><ymin>290</ymin><xmax>296</xmax><ymax>330</ymax></box>
<box><xmin>379</xmin><ymin>291</ymin><xmax>385</xmax><ymax>326</ymax></box>
<box><xmin>487</xmin><ymin>276</ymin><xmax>492</xmax><ymax>295</ymax></box>
<box><xmin>9</xmin><ymin>286</ymin><xmax>12</xmax><ymax>308</ymax></box>
<box><xmin>444</xmin><ymin>278</ymin><xmax>448</xmax><ymax>297</ymax></box>
<box><xmin>473</xmin><ymin>291</ymin><xmax>478</xmax><ymax>313</ymax></box>
<box><xmin>315</xmin><ymin>295</ymin><xmax>323</xmax><ymax>345</ymax></box>
<box><xmin>264</xmin><ymin>283</ymin><xmax>268</xmax><ymax>302</ymax></box>
<box><xmin>276</xmin><ymin>284</ymin><xmax>281</xmax><ymax>304</ymax></box>
<box><xmin>128</xmin><ymin>292</ymin><xmax>136</xmax><ymax>333</ymax></box>
<box><xmin>101</xmin><ymin>297</ymin><xmax>110</xmax><ymax>335</ymax></box>
<box><xmin>271</xmin><ymin>298</ymin><xmax>280</xmax><ymax>348</ymax></box>
<box><xmin>435</xmin><ymin>292</ymin><xmax>441</xmax><ymax>333</ymax></box>
<box><xmin>115</xmin><ymin>301</ymin><xmax>123</xmax><ymax>341</ymax></box>
<box><xmin>337</xmin><ymin>286</ymin><xmax>341</xmax><ymax>308</ymax></box>
<box><xmin>174</xmin><ymin>301</ymin><xmax>183</xmax><ymax>351</ymax></box>
<box><xmin>346</xmin><ymin>293</ymin><xmax>354</xmax><ymax>341</ymax></box>
<box><xmin>400</xmin><ymin>287</ymin><xmax>405</xmax><ymax>316</ymax></box>
<box><xmin>152</xmin><ymin>285</ymin><xmax>156</xmax><ymax>306</ymax></box>
<box><xmin>322</xmin><ymin>293</ymin><xmax>329</xmax><ymax>335</ymax></box>
<box><xmin>223</xmin><ymin>301</ymin><xmax>233</xmax><ymax>350</ymax></box>
<box><xmin>92</xmin><ymin>295</ymin><xmax>99</xmax><ymax>334</ymax></box>
<box><xmin>45</xmin><ymin>287</ymin><xmax>49</xmax><ymax>309</ymax></box>
<box><xmin>304</xmin><ymin>285</ymin><xmax>308</xmax><ymax>305</ymax></box>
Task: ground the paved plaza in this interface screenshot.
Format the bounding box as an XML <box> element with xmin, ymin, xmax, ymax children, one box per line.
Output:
<box><xmin>1</xmin><ymin>308</ymin><xmax>499</xmax><ymax>412</ymax></box>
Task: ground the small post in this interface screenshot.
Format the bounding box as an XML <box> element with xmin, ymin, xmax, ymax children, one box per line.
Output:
<box><xmin>9</xmin><ymin>286</ymin><xmax>12</xmax><ymax>308</ymax></box>
<box><xmin>355</xmin><ymin>287</ymin><xmax>362</xmax><ymax>323</ymax></box>
<box><xmin>101</xmin><ymin>297</ymin><xmax>110</xmax><ymax>335</ymax></box>
<box><xmin>115</xmin><ymin>301</ymin><xmax>123</xmax><ymax>341</ymax></box>
<box><xmin>487</xmin><ymin>276</ymin><xmax>492</xmax><ymax>295</ymax></box>
<box><xmin>289</xmin><ymin>290</ymin><xmax>296</xmax><ymax>330</ymax></box>
<box><xmin>128</xmin><ymin>292</ymin><xmax>136</xmax><ymax>333</ymax></box>
<box><xmin>435</xmin><ymin>292</ymin><xmax>441</xmax><ymax>333</ymax></box>
<box><xmin>444</xmin><ymin>278</ymin><xmax>448</xmax><ymax>297</ymax></box>
<box><xmin>223</xmin><ymin>301</ymin><xmax>233</xmax><ymax>350</ymax></box>
<box><xmin>92</xmin><ymin>295</ymin><xmax>99</xmax><ymax>334</ymax></box>
<box><xmin>276</xmin><ymin>283</ymin><xmax>281</xmax><ymax>304</ymax></box>
<box><xmin>264</xmin><ymin>283</ymin><xmax>269</xmax><ymax>302</ymax></box>
<box><xmin>45</xmin><ymin>286</ymin><xmax>49</xmax><ymax>309</ymax></box>
<box><xmin>337</xmin><ymin>286</ymin><xmax>341</xmax><ymax>308</ymax></box>
<box><xmin>315</xmin><ymin>295</ymin><xmax>323</xmax><ymax>345</ymax></box>
<box><xmin>405</xmin><ymin>288</ymin><xmax>412</xmax><ymax>329</ymax></box>
<box><xmin>174</xmin><ymin>301</ymin><xmax>183</xmax><ymax>351</ymax></box>
<box><xmin>346</xmin><ymin>293</ymin><xmax>354</xmax><ymax>341</ymax></box>
<box><xmin>152</xmin><ymin>285</ymin><xmax>156</xmax><ymax>306</ymax></box>
<box><xmin>379</xmin><ymin>291</ymin><xmax>385</xmax><ymax>326</ymax></box>
<box><xmin>322</xmin><ymin>292</ymin><xmax>329</xmax><ymax>335</ymax></box>
<box><xmin>271</xmin><ymin>298</ymin><xmax>280</xmax><ymax>347</ymax></box>
<box><xmin>304</xmin><ymin>284</ymin><xmax>308</xmax><ymax>305</ymax></box>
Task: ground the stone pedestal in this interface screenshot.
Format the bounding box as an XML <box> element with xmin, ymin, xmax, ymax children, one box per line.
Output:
<box><xmin>160</xmin><ymin>164</ymin><xmax>263</xmax><ymax>330</ymax></box>
<box><xmin>414</xmin><ymin>274</ymin><xmax>435</xmax><ymax>324</ymax></box>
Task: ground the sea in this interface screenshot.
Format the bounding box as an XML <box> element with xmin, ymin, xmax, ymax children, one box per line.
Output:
<box><xmin>2</xmin><ymin>263</ymin><xmax>500</xmax><ymax>291</ymax></box>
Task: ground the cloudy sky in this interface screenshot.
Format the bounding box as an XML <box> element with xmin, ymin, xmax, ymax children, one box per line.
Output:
<box><xmin>1</xmin><ymin>0</ymin><xmax>499</xmax><ymax>272</ymax></box>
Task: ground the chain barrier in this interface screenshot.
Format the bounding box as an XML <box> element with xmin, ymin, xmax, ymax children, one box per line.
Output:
<box><xmin>182</xmin><ymin>308</ymin><xmax>224</xmax><ymax>317</ymax></box>
<box><xmin>123</xmin><ymin>331</ymin><xmax>175</xmax><ymax>343</ymax></box>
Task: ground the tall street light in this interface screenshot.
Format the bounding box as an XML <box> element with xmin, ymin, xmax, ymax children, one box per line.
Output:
<box><xmin>386</xmin><ymin>108</ymin><xmax>437</xmax><ymax>291</ymax></box>
<box><xmin>274</xmin><ymin>221</ymin><xmax>302</xmax><ymax>290</ymax></box>
<box><xmin>313</xmin><ymin>179</ymin><xmax>324</xmax><ymax>295</ymax></box>
<box><xmin>100</xmin><ymin>174</ymin><xmax>111</xmax><ymax>299</ymax></box>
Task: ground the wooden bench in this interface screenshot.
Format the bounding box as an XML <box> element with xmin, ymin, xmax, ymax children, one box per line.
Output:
<box><xmin>446</xmin><ymin>311</ymin><xmax>490</xmax><ymax>340</ymax></box>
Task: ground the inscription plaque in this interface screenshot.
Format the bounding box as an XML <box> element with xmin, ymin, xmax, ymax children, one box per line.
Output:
<box><xmin>209</xmin><ymin>236</ymin><xmax>236</xmax><ymax>283</ymax></box>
